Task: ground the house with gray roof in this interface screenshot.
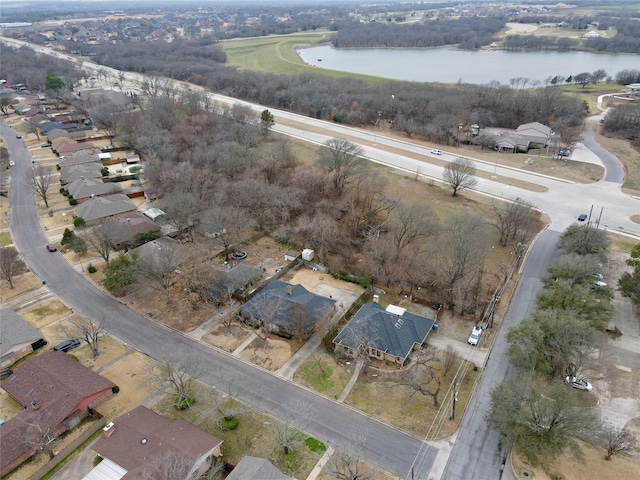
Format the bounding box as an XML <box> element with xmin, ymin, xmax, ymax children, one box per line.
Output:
<box><xmin>495</xmin><ymin>134</ymin><xmax>530</xmax><ymax>153</ymax></box>
<box><xmin>74</xmin><ymin>193</ymin><xmax>137</xmax><ymax>224</ymax></box>
<box><xmin>0</xmin><ymin>309</ymin><xmax>44</xmax><ymax>367</ymax></box>
<box><xmin>66</xmin><ymin>177</ymin><xmax>122</xmax><ymax>203</ymax></box>
<box><xmin>333</xmin><ymin>301</ymin><xmax>435</xmax><ymax>365</ymax></box>
<box><xmin>227</xmin><ymin>456</ymin><xmax>293</xmax><ymax>480</ymax></box>
<box><xmin>515</xmin><ymin>121</ymin><xmax>552</xmax><ymax>146</ymax></box>
<box><xmin>240</xmin><ymin>280</ymin><xmax>335</xmax><ymax>337</ymax></box>
<box><xmin>60</xmin><ymin>163</ymin><xmax>104</xmax><ymax>185</ymax></box>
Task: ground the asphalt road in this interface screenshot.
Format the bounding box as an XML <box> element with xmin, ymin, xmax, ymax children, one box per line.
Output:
<box><xmin>2</xmin><ymin>119</ymin><xmax>436</xmax><ymax>478</ymax></box>
<box><xmin>2</xmin><ymin>38</ymin><xmax>638</xmax><ymax>480</ymax></box>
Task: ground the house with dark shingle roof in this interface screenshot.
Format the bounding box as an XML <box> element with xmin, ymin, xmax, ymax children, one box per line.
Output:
<box><xmin>0</xmin><ymin>308</ymin><xmax>45</xmax><ymax>367</ymax></box>
<box><xmin>333</xmin><ymin>301</ymin><xmax>435</xmax><ymax>365</ymax></box>
<box><xmin>66</xmin><ymin>177</ymin><xmax>122</xmax><ymax>203</ymax></box>
<box><xmin>74</xmin><ymin>193</ymin><xmax>137</xmax><ymax>224</ymax></box>
<box><xmin>0</xmin><ymin>352</ymin><xmax>115</xmax><ymax>476</ymax></box>
<box><xmin>240</xmin><ymin>280</ymin><xmax>335</xmax><ymax>337</ymax></box>
<box><xmin>86</xmin><ymin>405</ymin><xmax>222</xmax><ymax>480</ymax></box>
<box><xmin>60</xmin><ymin>163</ymin><xmax>104</xmax><ymax>185</ymax></box>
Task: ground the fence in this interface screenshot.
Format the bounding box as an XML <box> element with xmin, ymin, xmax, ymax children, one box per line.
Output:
<box><xmin>28</xmin><ymin>413</ymin><xmax>106</xmax><ymax>480</ymax></box>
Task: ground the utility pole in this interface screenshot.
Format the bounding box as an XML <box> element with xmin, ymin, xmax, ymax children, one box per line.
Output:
<box><xmin>450</xmin><ymin>378</ymin><xmax>459</xmax><ymax>420</ymax></box>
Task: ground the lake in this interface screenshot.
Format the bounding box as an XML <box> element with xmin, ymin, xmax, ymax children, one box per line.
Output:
<box><xmin>298</xmin><ymin>44</ymin><xmax>640</xmax><ymax>85</ymax></box>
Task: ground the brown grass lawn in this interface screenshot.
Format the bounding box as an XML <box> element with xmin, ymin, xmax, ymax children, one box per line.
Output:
<box><xmin>97</xmin><ymin>350</ymin><xmax>160</xmax><ymax>421</ymax></box>
<box><xmin>596</xmin><ymin>127</ymin><xmax>640</xmax><ymax>196</ymax></box>
<box><xmin>512</xmin><ymin>440</ymin><xmax>640</xmax><ymax>480</ymax></box>
<box><xmin>0</xmin><ymin>272</ymin><xmax>43</xmax><ymax>300</ymax></box>
<box><xmin>20</xmin><ymin>298</ymin><xmax>72</xmax><ymax>329</ymax></box>
<box><xmin>202</xmin><ymin>322</ymin><xmax>253</xmax><ymax>353</ymax></box>
<box><xmin>345</xmin><ymin>359</ymin><xmax>478</xmax><ymax>439</ymax></box>
<box><xmin>237</xmin><ymin>336</ymin><xmax>293</xmax><ymax>372</ymax></box>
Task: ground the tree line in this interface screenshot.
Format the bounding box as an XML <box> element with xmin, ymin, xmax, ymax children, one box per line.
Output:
<box><xmin>487</xmin><ymin>224</ymin><xmax>637</xmax><ymax>464</ymax></box>
<box><xmin>330</xmin><ymin>17</ymin><xmax>505</xmax><ymax>50</ymax></box>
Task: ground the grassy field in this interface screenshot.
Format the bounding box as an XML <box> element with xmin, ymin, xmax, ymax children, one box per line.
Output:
<box><xmin>220</xmin><ymin>32</ymin><xmax>388</xmax><ymax>83</ymax></box>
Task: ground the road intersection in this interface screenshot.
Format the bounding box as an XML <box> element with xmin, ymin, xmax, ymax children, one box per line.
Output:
<box><xmin>1</xmin><ymin>37</ymin><xmax>638</xmax><ymax>480</ymax></box>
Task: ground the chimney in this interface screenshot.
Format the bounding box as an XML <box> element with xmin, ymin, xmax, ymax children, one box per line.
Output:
<box><xmin>286</xmin><ymin>285</ymin><xmax>292</xmax><ymax>295</ymax></box>
<box><xmin>103</xmin><ymin>422</ymin><xmax>115</xmax><ymax>437</ymax></box>
<box><xmin>31</xmin><ymin>400</ymin><xmax>40</xmax><ymax>411</ymax></box>
<box><xmin>373</xmin><ymin>295</ymin><xmax>379</xmax><ymax>303</ymax></box>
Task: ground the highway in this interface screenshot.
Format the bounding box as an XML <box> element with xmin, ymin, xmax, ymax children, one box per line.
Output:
<box><xmin>2</xmin><ymin>36</ymin><xmax>638</xmax><ymax>480</ymax></box>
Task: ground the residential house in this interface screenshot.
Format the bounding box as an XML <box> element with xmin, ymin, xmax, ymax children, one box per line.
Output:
<box><xmin>85</xmin><ymin>405</ymin><xmax>223</xmax><ymax>480</ymax></box>
<box><xmin>74</xmin><ymin>193</ymin><xmax>137</xmax><ymax>224</ymax></box>
<box><xmin>515</xmin><ymin>121</ymin><xmax>552</xmax><ymax>147</ymax></box>
<box><xmin>495</xmin><ymin>134</ymin><xmax>530</xmax><ymax>153</ymax></box>
<box><xmin>240</xmin><ymin>281</ymin><xmax>336</xmax><ymax>337</ymax></box>
<box><xmin>227</xmin><ymin>456</ymin><xmax>293</xmax><ymax>480</ymax></box>
<box><xmin>206</xmin><ymin>262</ymin><xmax>264</xmax><ymax>303</ymax></box>
<box><xmin>0</xmin><ymin>308</ymin><xmax>45</xmax><ymax>367</ymax></box>
<box><xmin>0</xmin><ymin>352</ymin><xmax>115</xmax><ymax>476</ymax></box>
<box><xmin>66</xmin><ymin>177</ymin><xmax>122</xmax><ymax>203</ymax></box>
<box><xmin>58</xmin><ymin>150</ymin><xmax>102</xmax><ymax>168</ymax></box>
<box><xmin>53</xmin><ymin>138</ymin><xmax>95</xmax><ymax>156</ymax></box>
<box><xmin>47</xmin><ymin>127</ymin><xmax>86</xmax><ymax>142</ymax></box>
<box><xmin>60</xmin><ymin>163</ymin><xmax>104</xmax><ymax>185</ymax></box>
<box><xmin>333</xmin><ymin>301</ymin><xmax>435</xmax><ymax>365</ymax></box>
<box><xmin>104</xmin><ymin>213</ymin><xmax>161</xmax><ymax>249</ymax></box>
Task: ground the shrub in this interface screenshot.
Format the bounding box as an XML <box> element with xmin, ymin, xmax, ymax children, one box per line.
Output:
<box><xmin>74</xmin><ymin>216</ymin><xmax>85</xmax><ymax>227</ymax></box>
<box><xmin>134</xmin><ymin>229</ymin><xmax>160</xmax><ymax>246</ymax></box>
<box><xmin>59</xmin><ymin>187</ymin><xmax>65</xmax><ymax>194</ymax></box>
<box><xmin>129</xmin><ymin>165</ymin><xmax>142</xmax><ymax>174</ymax></box>
<box><xmin>87</xmin><ymin>264</ymin><xmax>97</xmax><ymax>273</ymax></box>
<box><xmin>69</xmin><ymin>197</ymin><xmax>77</xmax><ymax>206</ymax></box>
<box><xmin>218</xmin><ymin>416</ymin><xmax>239</xmax><ymax>430</ymax></box>
<box><xmin>276</xmin><ymin>331</ymin><xmax>293</xmax><ymax>339</ymax></box>
<box><xmin>101</xmin><ymin>166</ymin><xmax>109</xmax><ymax>176</ymax></box>
<box><xmin>112</xmin><ymin>385</ymin><xmax>120</xmax><ymax>394</ymax></box>
<box><xmin>174</xmin><ymin>393</ymin><xmax>196</xmax><ymax>411</ymax></box>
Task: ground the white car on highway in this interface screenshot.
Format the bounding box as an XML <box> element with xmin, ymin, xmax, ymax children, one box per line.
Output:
<box><xmin>430</xmin><ymin>149</ymin><xmax>443</xmax><ymax>155</ymax></box>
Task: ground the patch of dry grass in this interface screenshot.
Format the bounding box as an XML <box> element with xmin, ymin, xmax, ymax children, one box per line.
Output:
<box><xmin>345</xmin><ymin>359</ymin><xmax>478</xmax><ymax>439</ymax></box>
<box><xmin>20</xmin><ymin>299</ymin><xmax>71</xmax><ymax>329</ymax></box>
<box><xmin>0</xmin><ymin>272</ymin><xmax>43</xmax><ymax>300</ymax></box>
<box><xmin>237</xmin><ymin>336</ymin><xmax>292</xmax><ymax>372</ymax></box>
<box><xmin>512</xmin><ymin>439</ymin><xmax>640</xmax><ymax>480</ymax></box>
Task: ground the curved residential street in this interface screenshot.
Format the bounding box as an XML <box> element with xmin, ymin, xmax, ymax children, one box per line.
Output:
<box><xmin>2</xmin><ymin>37</ymin><xmax>639</xmax><ymax>480</ymax></box>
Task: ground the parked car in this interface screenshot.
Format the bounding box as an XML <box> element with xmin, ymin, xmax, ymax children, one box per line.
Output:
<box><xmin>594</xmin><ymin>280</ymin><xmax>608</xmax><ymax>287</ymax></box>
<box><xmin>578</xmin><ymin>214</ymin><xmax>588</xmax><ymax>222</ymax></box>
<box><xmin>468</xmin><ymin>326</ymin><xmax>482</xmax><ymax>346</ymax></box>
<box><xmin>47</xmin><ymin>244</ymin><xmax>57</xmax><ymax>252</ymax></box>
<box><xmin>15</xmin><ymin>134</ymin><xmax>21</xmax><ymax>139</ymax></box>
<box><xmin>0</xmin><ymin>368</ymin><xmax>13</xmax><ymax>379</ymax></box>
<box><xmin>558</xmin><ymin>149</ymin><xmax>571</xmax><ymax>157</ymax></box>
<box><xmin>53</xmin><ymin>339</ymin><xmax>81</xmax><ymax>352</ymax></box>
<box><xmin>41</xmin><ymin>142</ymin><xmax>51</xmax><ymax>148</ymax></box>
<box><xmin>9</xmin><ymin>160</ymin><xmax>15</xmax><ymax>167</ymax></box>
<box><xmin>565</xmin><ymin>376</ymin><xmax>593</xmax><ymax>391</ymax></box>
<box><xmin>430</xmin><ymin>149</ymin><xmax>443</xmax><ymax>155</ymax></box>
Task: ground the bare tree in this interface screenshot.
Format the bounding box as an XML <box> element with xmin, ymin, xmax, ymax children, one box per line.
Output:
<box><xmin>18</xmin><ymin>416</ymin><xmax>59</xmax><ymax>461</ymax></box>
<box><xmin>158</xmin><ymin>351</ymin><xmax>205</xmax><ymax>410</ymax></box>
<box><xmin>326</xmin><ymin>435</ymin><xmax>373</xmax><ymax>480</ymax></box>
<box><xmin>62</xmin><ymin>315</ymin><xmax>106</xmax><ymax>359</ymax></box>
<box><xmin>293</xmin><ymin>213</ymin><xmax>339</xmax><ymax>263</ymax></box>
<box><xmin>79</xmin><ymin>224</ymin><xmax>116</xmax><ymax>262</ymax></box>
<box><xmin>600</xmin><ymin>423</ymin><xmax>636</xmax><ymax>461</ymax></box>
<box><xmin>316</xmin><ymin>137</ymin><xmax>364</xmax><ymax>197</ymax></box>
<box><xmin>198</xmin><ymin>377</ymin><xmax>252</xmax><ymax>429</ymax></box>
<box><xmin>90</xmin><ymin>99</ymin><xmax>123</xmax><ymax>139</ymax></box>
<box><xmin>139</xmin><ymin>450</ymin><xmax>224</xmax><ymax>480</ymax></box>
<box><xmin>0</xmin><ymin>246</ymin><xmax>26</xmax><ymax>289</ymax></box>
<box><xmin>259</xmin><ymin>138</ymin><xmax>295</xmax><ymax>183</ymax></box>
<box><xmin>427</xmin><ymin>212</ymin><xmax>490</xmax><ymax>312</ymax></box>
<box><xmin>443</xmin><ymin>157</ymin><xmax>477</xmax><ymax>197</ymax></box>
<box><xmin>201</xmin><ymin>206</ymin><xmax>245</xmax><ymax>261</ymax></box>
<box><xmin>161</xmin><ymin>189</ymin><xmax>200</xmax><ymax>242</ymax></box>
<box><xmin>136</xmin><ymin>243</ymin><xmax>178</xmax><ymax>290</ymax></box>
<box><xmin>389</xmin><ymin>203</ymin><xmax>439</xmax><ymax>251</ymax></box>
<box><xmin>398</xmin><ymin>350</ymin><xmax>442</xmax><ymax>406</ymax></box>
<box><xmin>492</xmin><ymin>198</ymin><xmax>537</xmax><ymax>247</ymax></box>
<box><xmin>441</xmin><ymin>345</ymin><xmax>458</xmax><ymax>377</ymax></box>
<box><xmin>25</xmin><ymin>164</ymin><xmax>55</xmax><ymax>208</ymax></box>
<box><xmin>269</xmin><ymin>401</ymin><xmax>310</xmax><ymax>455</ymax></box>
